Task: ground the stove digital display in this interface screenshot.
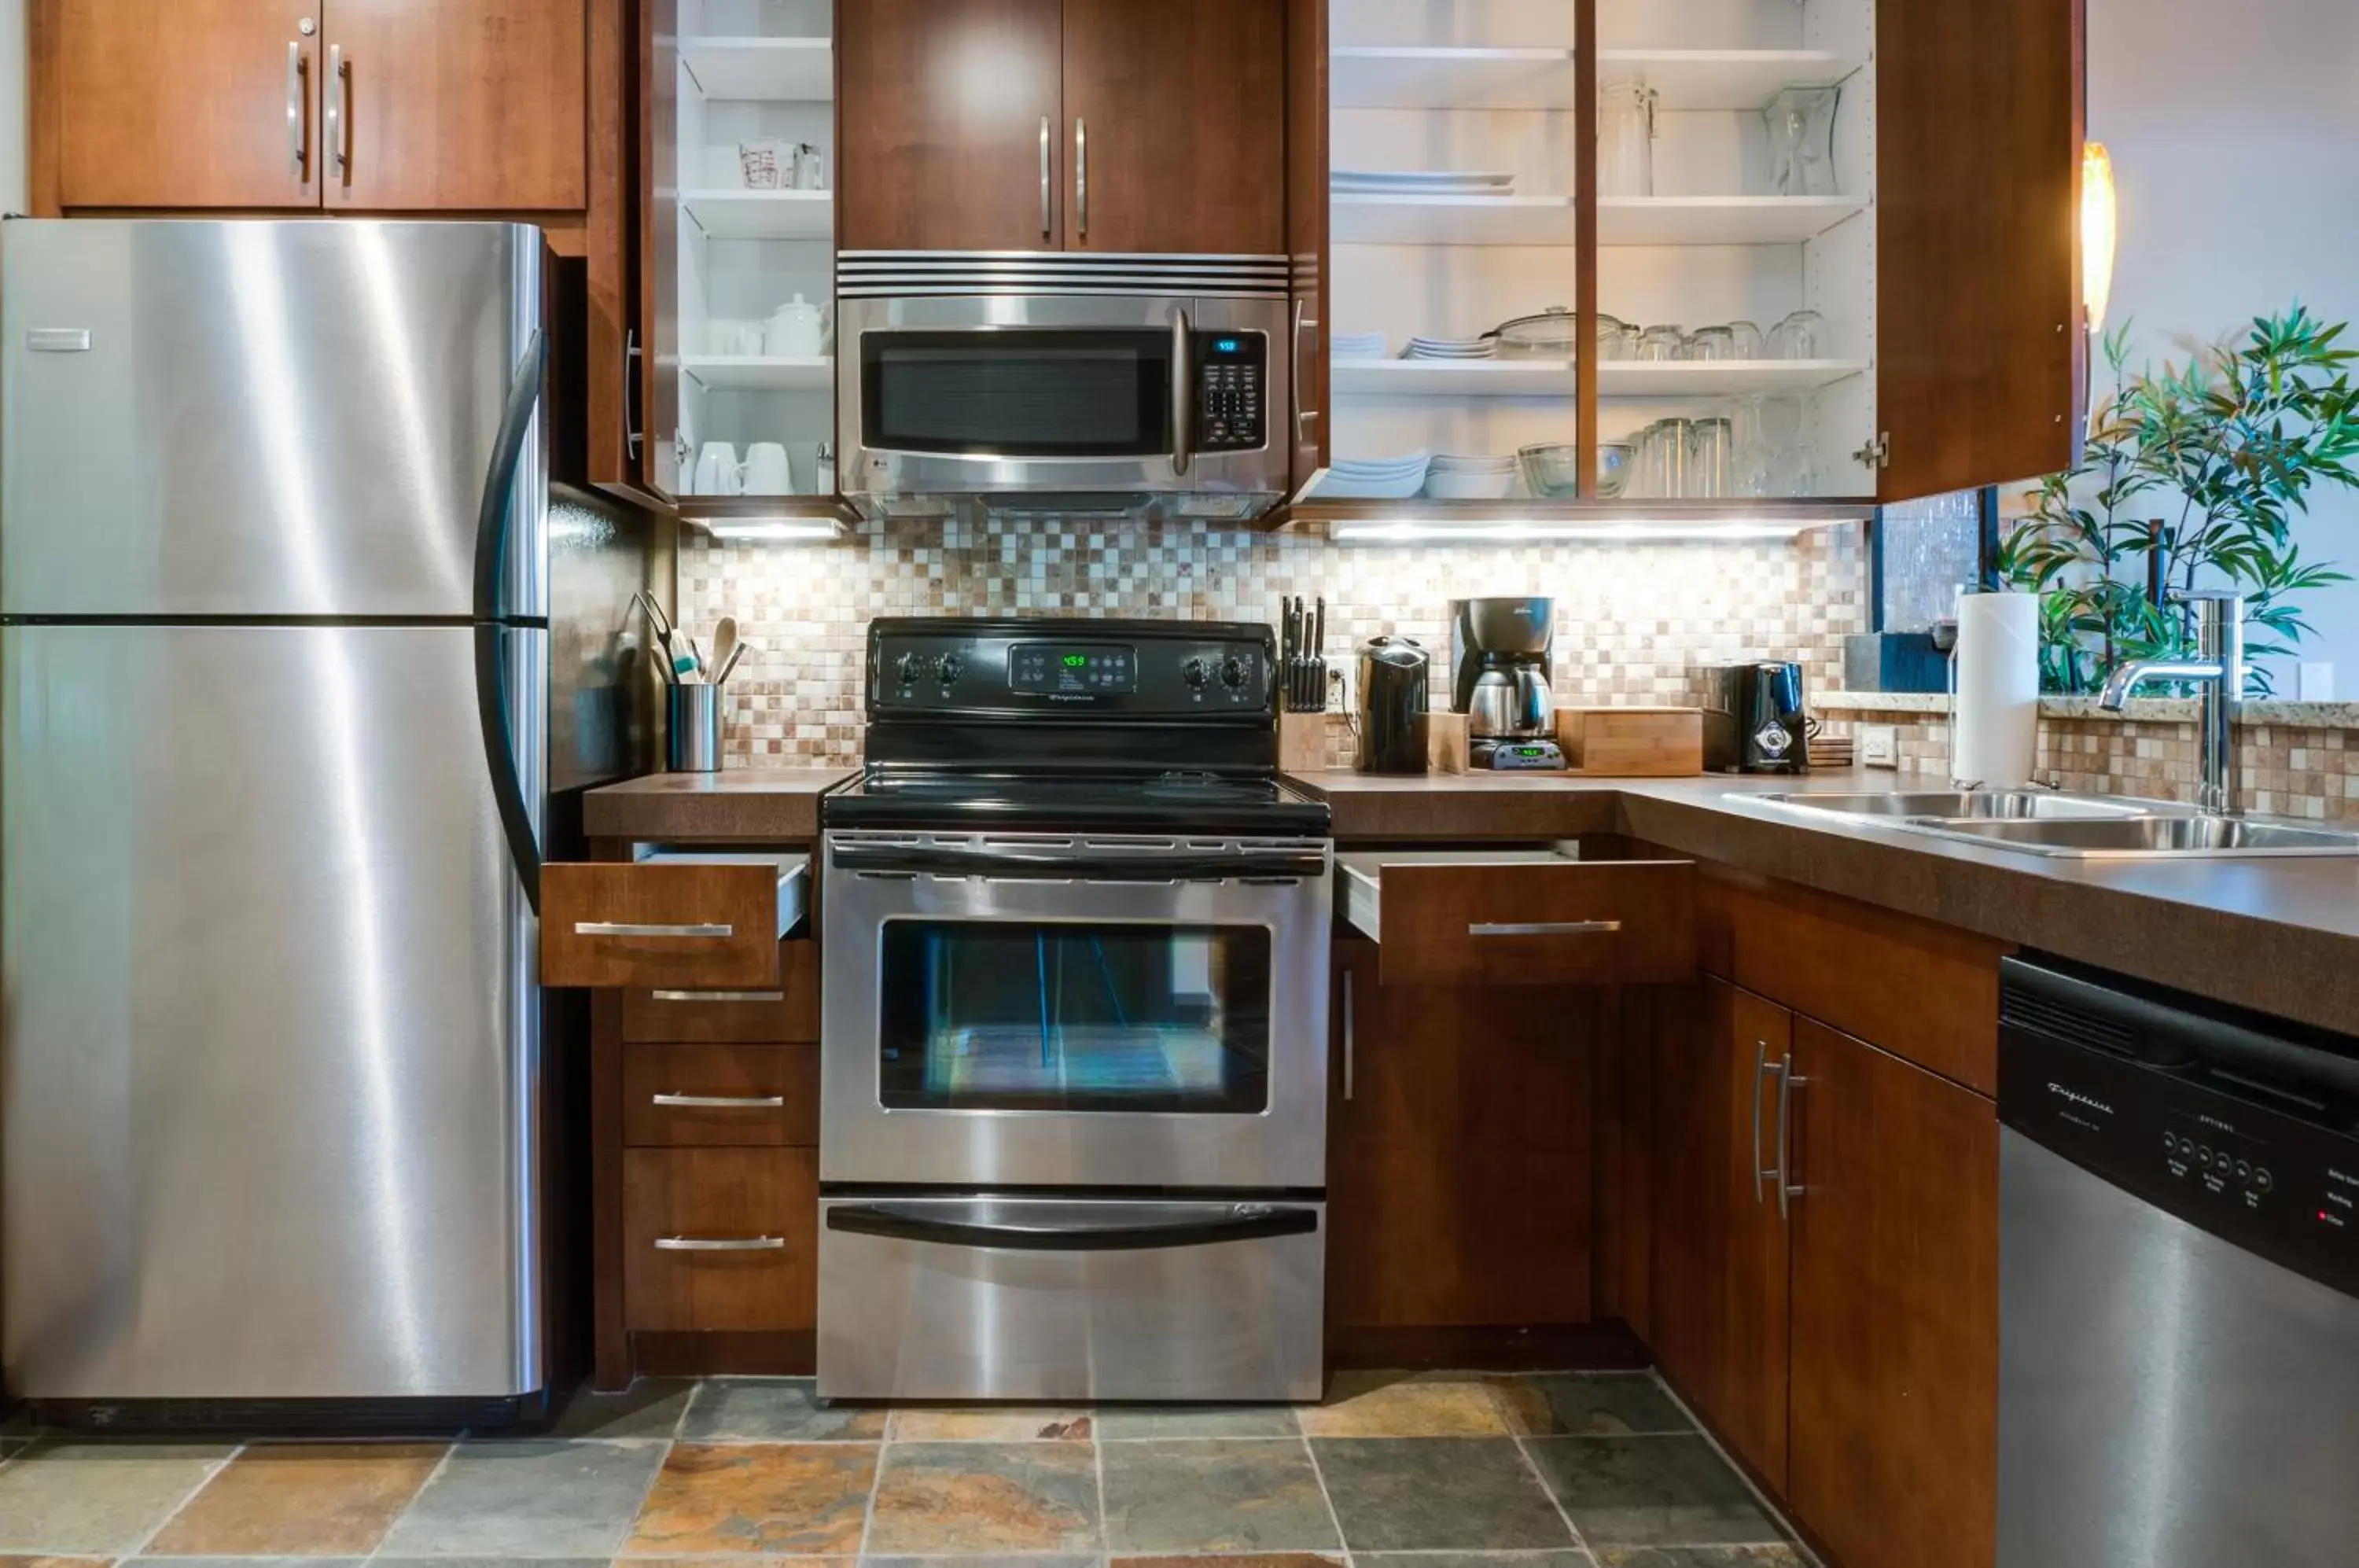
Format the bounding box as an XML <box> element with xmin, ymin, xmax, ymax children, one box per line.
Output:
<box><xmin>1010</xmin><ymin>642</ymin><xmax>1138</xmax><ymax>694</ymax></box>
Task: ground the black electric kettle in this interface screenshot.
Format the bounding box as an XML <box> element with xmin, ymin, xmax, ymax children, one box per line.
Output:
<box><xmin>1356</xmin><ymin>636</ymin><xmax>1430</xmax><ymax>775</ymax></box>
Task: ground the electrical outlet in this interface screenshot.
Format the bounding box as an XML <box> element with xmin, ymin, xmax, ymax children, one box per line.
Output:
<box><xmin>1860</xmin><ymin>724</ymin><xmax>1900</xmax><ymax>769</ymax></box>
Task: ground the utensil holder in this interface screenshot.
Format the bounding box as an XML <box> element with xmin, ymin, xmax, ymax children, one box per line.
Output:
<box><xmin>668</xmin><ymin>684</ymin><xmax>724</xmax><ymax>773</ymax></box>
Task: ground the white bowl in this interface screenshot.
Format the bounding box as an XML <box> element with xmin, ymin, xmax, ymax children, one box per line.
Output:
<box><xmin>1425</xmin><ymin>470</ymin><xmax>1517</xmax><ymax>500</ymax></box>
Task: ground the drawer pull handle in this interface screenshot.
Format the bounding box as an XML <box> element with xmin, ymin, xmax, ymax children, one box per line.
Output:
<box><xmin>653</xmin><ymin>1235</ymin><xmax>786</xmax><ymax>1252</ymax></box>
<box><xmin>575</xmin><ymin>921</ymin><xmax>734</xmax><ymax>939</ymax></box>
<box><xmin>650</xmin><ymin>989</ymin><xmax>785</xmax><ymax>1003</ymax></box>
<box><xmin>1467</xmin><ymin>920</ymin><xmax>1624</xmax><ymax>937</ymax></box>
<box><xmin>651</xmin><ymin>1092</ymin><xmax>786</xmax><ymax>1110</ymax></box>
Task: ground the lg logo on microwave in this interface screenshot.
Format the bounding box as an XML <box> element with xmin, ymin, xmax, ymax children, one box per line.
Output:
<box><xmin>2046</xmin><ymin>1082</ymin><xmax>2114</xmax><ymax>1117</ymax></box>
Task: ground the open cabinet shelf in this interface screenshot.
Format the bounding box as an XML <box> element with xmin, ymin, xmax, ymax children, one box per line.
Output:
<box><xmin>680</xmin><ymin>355</ymin><xmax>835</xmax><ymax>392</ymax></box>
<box><xmin>679</xmin><ymin>190</ymin><xmax>835</xmax><ymax>240</ymax></box>
<box><xmin>1599</xmin><ymin>196</ymin><xmax>1867</xmax><ymax>246</ymax></box>
<box><xmin>1333</xmin><ymin>359</ymin><xmax>1870</xmax><ymax>398</ymax></box>
<box><xmin>1595</xmin><ymin>49</ymin><xmax>1858</xmax><ymax>110</ymax></box>
<box><xmin>679</xmin><ymin>36</ymin><xmax>834</xmax><ymax>101</ymax></box>
<box><xmin>1333</xmin><ymin>194</ymin><xmax>1578</xmax><ymax>246</ymax></box>
<box><xmin>1331</xmin><ymin>46</ymin><xmax>1580</xmax><ymax>109</ymax></box>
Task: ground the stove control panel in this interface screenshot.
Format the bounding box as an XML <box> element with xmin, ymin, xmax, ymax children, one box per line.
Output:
<box><xmin>870</xmin><ymin>621</ymin><xmax>1275</xmax><ymax>716</ymax></box>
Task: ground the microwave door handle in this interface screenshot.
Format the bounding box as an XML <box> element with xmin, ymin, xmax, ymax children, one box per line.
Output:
<box><xmin>1171</xmin><ymin>309</ymin><xmax>1194</xmax><ymax>476</ymax></box>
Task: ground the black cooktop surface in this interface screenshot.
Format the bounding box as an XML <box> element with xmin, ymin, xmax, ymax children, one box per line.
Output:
<box><xmin>823</xmin><ymin>768</ymin><xmax>1332</xmax><ymax>835</ymax></box>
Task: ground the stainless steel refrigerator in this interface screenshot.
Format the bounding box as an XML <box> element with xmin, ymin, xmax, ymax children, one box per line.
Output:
<box><xmin>0</xmin><ymin>219</ymin><xmax>647</xmax><ymax>1422</ymax></box>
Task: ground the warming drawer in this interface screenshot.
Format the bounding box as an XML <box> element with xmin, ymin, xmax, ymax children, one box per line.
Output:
<box><xmin>1338</xmin><ymin>845</ymin><xmax>1696</xmax><ymax>986</ymax></box>
<box><xmin>541</xmin><ymin>850</ymin><xmax>809</xmax><ymax>989</ymax></box>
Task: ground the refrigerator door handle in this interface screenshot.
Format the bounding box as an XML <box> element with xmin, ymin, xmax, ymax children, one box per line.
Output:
<box><xmin>473</xmin><ymin>329</ymin><xmax>548</xmax><ymax>914</ymax></box>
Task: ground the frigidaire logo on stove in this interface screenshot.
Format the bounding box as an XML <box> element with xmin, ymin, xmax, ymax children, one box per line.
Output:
<box><xmin>2046</xmin><ymin>1082</ymin><xmax>2114</xmax><ymax>1117</ymax></box>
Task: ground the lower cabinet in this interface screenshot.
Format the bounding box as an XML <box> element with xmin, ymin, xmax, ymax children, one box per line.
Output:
<box><xmin>1650</xmin><ymin>977</ymin><xmax>1793</xmax><ymax>1493</ymax></box>
<box><xmin>1787</xmin><ymin>1017</ymin><xmax>1998</xmax><ymax>1568</ymax></box>
<box><xmin>621</xmin><ymin>1147</ymin><xmax>819</xmax><ymax>1333</ymax></box>
<box><xmin>1651</xmin><ymin>978</ymin><xmax>1999</xmax><ymax>1568</ymax></box>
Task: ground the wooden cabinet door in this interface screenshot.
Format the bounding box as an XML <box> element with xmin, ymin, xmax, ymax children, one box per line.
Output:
<box><xmin>1061</xmin><ymin>0</ymin><xmax>1286</xmax><ymax>255</ymax></box>
<box><xmin>57</xmin><ymin>0</ymin><xmax>322</xmax><ymax>209</ymax></box>
<box><xmin>1325</xmin><ymin>940</ymin><xmax>1593</xmax><ymax>1331</ymax></box>
<box><xmin>1875</xmin><ymin>0</ymin><xmax>2085</xmax><ymax>500</ymax></box>
<box><xmin>1787</xmin><ymin>1018</ymin><xmax>1999</xmax><ymax>1568</ymax></box>
<box><xmin>837</xmin><ymin>0</ymin><xmax>1065</xmax><ymax>252</ymax></box>
<box><xmin>1649</xmin><ymin>979</ymin><xmax>1793</xmax><ymax>1493</ymax></box>
<box><xmin>1283</xmin><ymin>0</ymin><xmax>1328</xmax><ymax>481</ymax></box>
<box><xmin>322</xmin><ymin>0</ymin><xmax>587</xmax><ymax>211</ymax></box>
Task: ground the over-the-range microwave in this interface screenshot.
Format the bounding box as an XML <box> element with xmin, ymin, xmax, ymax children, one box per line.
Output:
<box><xmin>837</xmin><ymin>252</ymin><xmax>1296</xmax><ymax>522</ymax></box>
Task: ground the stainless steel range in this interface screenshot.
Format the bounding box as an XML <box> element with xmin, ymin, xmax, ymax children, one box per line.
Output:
<box><xmin>816</xmin><ymin>618</ymin><xmax>1333</xmax><ymax>1403</ymax></box>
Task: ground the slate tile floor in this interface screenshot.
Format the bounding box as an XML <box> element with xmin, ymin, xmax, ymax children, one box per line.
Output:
<box><xmin>0</xmin><ymin>1371</ymin><xmax>1803</xmax><ymax>1568</ymax></box>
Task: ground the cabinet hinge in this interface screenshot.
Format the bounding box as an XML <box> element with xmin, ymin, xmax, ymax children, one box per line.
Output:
<box><xmin>1854</xmin><ymin>432</ymin><xmax>1891</xmax><ymax>469</ymax></box>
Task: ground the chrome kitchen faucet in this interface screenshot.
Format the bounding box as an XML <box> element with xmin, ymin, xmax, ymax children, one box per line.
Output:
<box><xmin>2099</xmin><ymin>590</ymin><xmax>2246</xmax><ymax>815</ymax></box>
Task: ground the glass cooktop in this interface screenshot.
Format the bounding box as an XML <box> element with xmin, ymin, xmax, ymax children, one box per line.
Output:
<box><xmin>823</xmin><ymin>769</ymin><xmax>1332</xmax><ymax>835</ymax></box>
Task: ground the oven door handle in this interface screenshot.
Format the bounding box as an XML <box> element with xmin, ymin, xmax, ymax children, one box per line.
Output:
<box><xmin>830</xmin><ymin>844</ymin><xmax>1328</xmax><ymax>882</ymax></box>
<box><xmin>826</xmin><ymin>1203</ymin><xmax>1319</xmax><ymax>1252</ymax></box>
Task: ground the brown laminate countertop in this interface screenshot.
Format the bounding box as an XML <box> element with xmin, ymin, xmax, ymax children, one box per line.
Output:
<box><xmin>583</xmin><ymin>764</ymin><xmax>2359</xmax><ymax>1034</ymax></box>
<box><xmin>583</xmin><ymin>766</ymin><xmax>852</xmax><ymax>842</ymax></box>
<box><xmin>1290</xmin><ymin>768</ymin><xmax>2359</xmax><ymax>1036</ymax></box>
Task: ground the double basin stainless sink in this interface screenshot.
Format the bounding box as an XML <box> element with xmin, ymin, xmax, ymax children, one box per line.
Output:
<box><xmin>1750</xmin><ymin>790</ymin><xmax>2359</xmax><ymax>859</ymax></box>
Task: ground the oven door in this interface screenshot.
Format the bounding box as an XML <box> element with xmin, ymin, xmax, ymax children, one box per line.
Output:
<box><xmin>820</xmin><ymin>831</ymin><xmax>1331</xmax><ymax>1191</ymax></box>
<box><xmin>837</xmin><ymin>293</ymin><xmax>1290</xmax><ymax>511</ymax></box>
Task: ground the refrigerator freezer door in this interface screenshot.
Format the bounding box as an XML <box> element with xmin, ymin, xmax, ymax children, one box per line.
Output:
<box><xmin>1</xmin><ymin>624</ymin><xmax>546</xmax><ymax>1400</ymax></box>
<box><xmin>2</xmin><ymin>219</ymin><xmax>545</xmax><ymax>620</ymax></box>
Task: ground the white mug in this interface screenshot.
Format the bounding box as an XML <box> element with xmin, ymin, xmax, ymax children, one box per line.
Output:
<box><xmin>765</xmin><ymin>294</ymin><xmax>830</xmax><ymax>359</ymax></box>
<box><xmin>693</xmin><ymin>442</ymin><xmax>743</xmax><ymax>498</ymax></box>
<box><xmin>715</xmin><ymin>321</ymin><xmax>764</xmax><ymax>356</ymax></box>
<box><xmin>744</xmin><ymin>443</ymin><xmax>792</xmax><ymax>495</ymax></box>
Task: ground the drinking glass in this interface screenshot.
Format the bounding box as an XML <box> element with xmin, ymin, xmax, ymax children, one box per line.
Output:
<box><xmin>1730</xmin><ymin>396</ymin><xmax>1777</xmax><ymax>497</ymax></box>
<box><xmin>1768</xmin><ymin>309</ymin><xmax>1826</xmax><ymax>359</ymax></box>
<box><xmin>1728</xmin><ymin>319</ymin><xmax>1765</xmax><ymax>359</ymax></box>
<box><xmin>1599</xmin><ymin>79</ymin><xmax>1659</xmax><ymax>198</ymax></box>
<box><xmin>1595</xmin><ymin>314</ymin><xmax>1639</xmax><ymax>360</ymax></box>
<box><xmin>1637</xmin><ymin>324</ymin><xmax>1685</xmax><ymax>362</ymax></box>
<box><xmin>1687</xmin><ymin>417</ymin><xmax>1734</xmax><ymax>499</ymax></box>
<box><xmin>1688</xmin><ymin>326</ymin><xmax>1738</xmax><ymax>362</ymax></box>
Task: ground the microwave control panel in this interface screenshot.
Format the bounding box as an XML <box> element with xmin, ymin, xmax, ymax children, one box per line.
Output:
<box><xmin>1195</xmin><ymin>333</ymin><xmax>1268</xmax><ymax>451</ymax></box>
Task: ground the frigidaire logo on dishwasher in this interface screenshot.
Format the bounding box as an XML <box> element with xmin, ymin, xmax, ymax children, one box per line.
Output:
<box><xmin>2046</xmin><ymin>1082</ymin><xmax>2114</xmax><ymax>1116</ymax></box>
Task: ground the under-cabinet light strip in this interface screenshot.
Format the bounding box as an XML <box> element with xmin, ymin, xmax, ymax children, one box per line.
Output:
<box><xmin>1330</xmin><ymin>519</ymin><xmax>1828</xmax><ymax>543</ymax></box>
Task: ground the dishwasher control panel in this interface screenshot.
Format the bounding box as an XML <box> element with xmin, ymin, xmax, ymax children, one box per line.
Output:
<box><xmin>2000</xmin><ymin>982</ymin><xmax>2359</xmax><ymax>1301</ymax></box>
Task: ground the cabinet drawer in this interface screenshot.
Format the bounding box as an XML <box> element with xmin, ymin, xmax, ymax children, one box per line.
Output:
<box><xmin>623</xmin><ymin>939</ymin><xmax>823</xmax><ymax>1043</ymax></box>
<box><xmin>543</xmin><ymin>852</ymin><xmax>808</xmax><ymax>989</ymax></box>
<box><xmin>624</xmin><ymin>1043</ymin><xmax>820</xmax><ymax>1147</ymax></box>
<box><xmin>1339</xmin><ymin>848</ymin><xmax>1695</xmax><ymax>987</ymax></box>
<box><xmin>622</xmin><ymin>1148</ymin><xmax>817</xmax><ymax>1332</ymax></box>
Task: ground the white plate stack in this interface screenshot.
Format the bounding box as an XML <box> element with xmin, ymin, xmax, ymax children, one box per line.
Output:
<box><xmin>1332</xmin><ymin>331</ymin><xmax>1391</xmax><ymax>361</ymax></box>
<box><xmin>1318</xmin><ymin>451</ymin><xmax>1433</xmax><ymax>500</ymax></box>
<box><xmin>1424</xmin><ymin>453</ymin><xmax>1519</xmax><ymax>500</ymax></box>
<box><xmin>1404</xmin><ymin>335</ymin><xmax>1498</xmax><ymax>360</ymax></box>
<box><xmin>1330</xmin><ymin>169</ymin><xmax>1518</xmax><ymax>197</ymax></box>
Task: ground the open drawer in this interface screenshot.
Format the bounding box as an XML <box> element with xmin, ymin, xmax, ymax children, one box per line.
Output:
<box><xmin>1339</xmin><ymin>846</ymin><xmax>1695</xmax><ymax>987</ymax></box>
<box><xmin>542</xmin><ymin>850</ymin><xmax>810</xmax><ymax>989</ymax></box>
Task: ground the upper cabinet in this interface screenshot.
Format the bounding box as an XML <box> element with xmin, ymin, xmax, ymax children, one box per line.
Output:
<box><xmin>837</xmin><ymin>0</ymin><xmax>1287</xmax><ymax>256</ymax></box>
<box><xmin>43</xmin><ymin>0</ymin><xmax>590</xmax><ymax>214</ymax></box>
<box><xmin>1305</xmin><ymin>0</ymin><xmax>2085</xmax><ymax>521</ymax></box>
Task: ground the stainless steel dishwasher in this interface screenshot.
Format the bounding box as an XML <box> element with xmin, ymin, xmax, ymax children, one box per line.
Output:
<box><xmin>1999</xmin><ymin>955</ymin><xmax>2359</xmax><ymax>1567</ymax></box>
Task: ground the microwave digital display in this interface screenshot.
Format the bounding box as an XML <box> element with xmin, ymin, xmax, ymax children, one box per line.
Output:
<box><xmin>1010</xmin><ymin>643</ymin><xmax>1138</xmax><ymax>695</ymax></box>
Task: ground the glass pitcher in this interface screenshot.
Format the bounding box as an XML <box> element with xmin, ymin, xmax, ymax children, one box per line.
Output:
<box><xmin>1765</xmin><ymin>86</ymin><xmax>1842</xmax><ymax>197</ymax></box>
<box><xmin>1600</xmin><ymin>78</ymin><xmax>1658</xmax><ymax>198</ymax></box>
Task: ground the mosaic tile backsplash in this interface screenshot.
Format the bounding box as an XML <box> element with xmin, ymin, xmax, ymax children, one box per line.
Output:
<box><xmin>679</xmin><ymin>521</ymin><xmax>1871</xmax><ymax>764</ymax></box>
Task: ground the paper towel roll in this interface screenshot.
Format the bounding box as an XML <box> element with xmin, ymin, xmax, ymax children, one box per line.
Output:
<box><xmin>1952</xmin><ymin>591</ymin><xmax>2040</xmax><ymax>788</ymax></box>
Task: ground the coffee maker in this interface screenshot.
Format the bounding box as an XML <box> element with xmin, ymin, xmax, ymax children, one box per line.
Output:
<box><xmin>1450</xmin><ymin>597</ymin><xmax>1564</xmax><ymax>769</ymax></box>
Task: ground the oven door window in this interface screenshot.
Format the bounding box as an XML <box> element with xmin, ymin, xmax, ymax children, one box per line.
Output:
<box><xmin>876</xmin><ymin>921</ymin><xmax>1271</xmax><ymax>1113</ymax></box>
<box><xmin>862</xmin><ymin>329</ymin><xmax>1175</xmax><ymax>458</ymax></box>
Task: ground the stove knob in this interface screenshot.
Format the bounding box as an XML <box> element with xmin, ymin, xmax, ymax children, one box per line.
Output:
<box><xmin>893</xmin><ymin>651</ymin><xmax>924</xmax><ymax>686</ymax></box>
<box><xmin>1220</xmin><ymin>656</ymin><xmax>1249</xmax><ymax>690</ymax></box>
<box><xmin>1183</xmin><ymin>657</ymin><xmax>1212</xmax><ymax>689</ymax></box>
<box><xmin>938</xmin><ymin>654</ymin><xmax>966</xmax><ymax>684</ymax></box>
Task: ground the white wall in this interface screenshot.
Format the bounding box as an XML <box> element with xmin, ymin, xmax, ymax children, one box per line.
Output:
<box><xmin>2089</xmin><ymin>0</ymin><xmax>2359</xmax><ymax>691</ymax></box>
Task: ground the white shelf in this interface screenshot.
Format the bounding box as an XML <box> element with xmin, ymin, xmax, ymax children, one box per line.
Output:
<box><xmin>1597</xmin><ymin>50</ymin><xmax>1857</xmax><ymax>111</ymax></box>
<box><xmin>1599</xmin><ymin>195</ymin><xmax>1864</xmax><ymax>246</ymax></box>
<box><xmin>1330</xmin><ymin>358</ymin><xmax>1869</xmax><ymax>398</ymax></box>
<box><xmin>679</xmin><ymin>36</ymin><xmax>833</xmax><ymax>101</ymax></box>
<box><xmin>1333</xmin><ymin>193</ymin><xmax>1577</xmax><ymax>246</ymax></box>
<box><xmin>1331</xmin><ymin>46</ymin><xmax>1579</xmax><ymax>109</ymax></box>
<box><xmin>681</xmin><ymin>355</ymin><xmax>834</xmax><ymax>392</ymax></box>
<box><xmin>681</xmin><ymin>189</ymin><xmax>834</xmax><ymax>239</ymax></box>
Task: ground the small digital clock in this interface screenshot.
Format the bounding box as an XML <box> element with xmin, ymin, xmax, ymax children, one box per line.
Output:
<box><xmin>1009</xmin><ymin>642</ymin><xmax>1138</xmax><ymax>695</ymax></box>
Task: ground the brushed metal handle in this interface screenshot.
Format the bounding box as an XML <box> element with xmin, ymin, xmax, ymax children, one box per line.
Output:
<box><xmin>653</xmin><ymin>1235</ymin><xmax>786</xmax><ymax>1252</ymax></box>
<box><xmin>286</xmin><ymin>42</ymin><xmax>308</xmax><ymax>179</ymax></box>
<box><xmin>1170</xmin><ymin>308</ymin><xmax>1193</xmax><ymax>476</ymax></box>
<box><xmin>1075</xmin><ymin>117</ymin><xmax>1088</xmax><ymax>240</ymax></box>
<box><xmin>624</xmin><ymin>329</ymin><xmax>643</xmax><ymax>460</ymax></box>
<box><xmin>1040</xmin><ymin>116</ymin><xmax>1052</xmax><ymax>240</ymax></box>
<box><xmin>650</xmin><ymin>988</ymin><xmax>784</xmax><ymax>1003</ymax></box>
<box><xmin>1290</xmin><ymin>296</ymin><xmax>1306</xmax><ymax>444</ymax></box>
<box><xmin>326</xmin><ymin>43</ymin><xmax>348</xmax><ymax>182</ymax></box>
<box><xmin>1776</xmin><ymin>1054</ymin><xmax>1809</xmax><ymax>1219</ymax></box>
<box><xmin>1342</xmin><ymin>966</ymin><xmax>1356</xmax><ymax>1102</ymax></box>
<box><xmin>1467</xmin><ymin>920</ymin><xmax>1624</xmax><ymax>937</ymax></box>
<box><xmin>1753</xmin><ymin>1040</ymin><xmax>1778</xmax><ymax>1204</ymax></box>
<box><xmin>652</xmin><ymin>1092</ymin><xmax>786</xmax><ymax>1109</ymax></box>
<box><xmin>573</xmin><ymin>921</ymin><xmax>734</xmax><ymax>939</ymax></box>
